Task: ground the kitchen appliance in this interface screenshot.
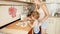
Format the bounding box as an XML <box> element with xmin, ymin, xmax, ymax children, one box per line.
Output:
<box><xmin>54</xmin><ymin>9</ymin><xmax>60</xmax><ymax>17</ymax></box>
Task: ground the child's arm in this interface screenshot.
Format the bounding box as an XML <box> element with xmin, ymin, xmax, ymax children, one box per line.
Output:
<box><xmin>27</xmin><ymin>20</ymin><xmax>35</xmax><ymax>28</ymax></box>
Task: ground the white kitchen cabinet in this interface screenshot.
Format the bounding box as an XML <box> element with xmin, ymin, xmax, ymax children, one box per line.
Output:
<box><xmin>46</xmin><ymin>17</ymin><xmax>60</xmax><ymax>34</ymax></box>
<box><xmin>46</xmin><ymin>18</ymin><xmax>56</xmax><ymax>34</ymax></box>
<box><xmin>55</xmin><ymin>18</ymin><xmax>60</xmax><ymax>34</ymax></box>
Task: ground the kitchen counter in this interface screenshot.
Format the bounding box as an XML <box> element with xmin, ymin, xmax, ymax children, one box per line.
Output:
<box><xmin>0</xmin><ymin>20</ymin><xmax>32</xmax><ymax>34</ymax></box>
<box><xmin>49</xmin><ymin>16</ymin><xmax>60</xmax><ymax>18</ymax></box>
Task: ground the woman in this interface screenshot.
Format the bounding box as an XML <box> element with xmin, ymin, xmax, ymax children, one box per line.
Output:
<box><xmin>32</xmin><ymin>0</ymin><xmax>49</xmax><ymax>34</ymax></box>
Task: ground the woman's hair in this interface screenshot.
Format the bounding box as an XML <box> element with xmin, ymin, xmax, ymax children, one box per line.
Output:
<box><xmin>31</xmin><ymin>0</ymin><xmax>41</xmax><ymax>9</ymax></box>
<box><xmin>31</xmin><ymin>0</ymin><xmax>41</xmax><ymax>2</ymax></box>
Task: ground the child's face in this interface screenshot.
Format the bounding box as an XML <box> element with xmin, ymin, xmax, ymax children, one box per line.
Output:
<box><xmin>31</xmin><ymin>12</ymin><xmax>39</xmax><ymax>19</ymax></box>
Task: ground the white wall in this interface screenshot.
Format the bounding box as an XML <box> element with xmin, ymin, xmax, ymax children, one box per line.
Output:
<box><xmin>46</xmin><ymin>0</ymin><xmax>56</xmax><ymax>3</ymax></box>
<box><xmin>56</xmin><ymin>0</ymin><xmax>60</xmax><ymax>3</ymax></box>
<box><xmin>0</xmin><ymin>1</ymin><xmax>24</xmax><ymax>27</ymax></box>
<box><xmin>46</xmin><ymin>4</ymin><xmax>57</xmax><ymax>16</ymax></box>
<box><xmin>45</xmin><ymin>0</ymin><xmax>60</xmax><ymax>16</ymax></box>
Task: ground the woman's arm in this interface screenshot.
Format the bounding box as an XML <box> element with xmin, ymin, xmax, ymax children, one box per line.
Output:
<box><xmin>41</xmin><ymin>2</ymin><xmax>49</xmax><ymax>22</ymax></box>
<box><xmin>39</xmin><ymin>2</ymin><xmax>49</xmax><ymax>26</ymax></box>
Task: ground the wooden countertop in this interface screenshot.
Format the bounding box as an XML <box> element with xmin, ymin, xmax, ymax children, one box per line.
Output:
<box><xmin>5</xmin><ymin>20</ymin><xmax>32</xmax><ymax>32</ymax></box>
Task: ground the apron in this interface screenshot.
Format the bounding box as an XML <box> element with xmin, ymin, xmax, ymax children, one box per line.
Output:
<box><xmin>33</xmin><ymin>20</ymin><xmax>41</xmax><ymax>34</ymax></box>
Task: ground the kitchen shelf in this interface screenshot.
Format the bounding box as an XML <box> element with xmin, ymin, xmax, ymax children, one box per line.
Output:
<box><xmin>0</xmin><ymin>0</ymin><xmax>34</xmax><ymax>6</ymax></box>
<box><xmin>0</xmin><ymin>0</ymin><xmax>33</xmax><ymax>4</ymax></box>
<box><xmin>43</xmin><ymin>2</ymin><xmax>60</xmax><ymax>4</ymax></box>
<box><xmin>0</xmin><ymin>3</ymin><xmax>34</xmax><ymax>6</ymax></box>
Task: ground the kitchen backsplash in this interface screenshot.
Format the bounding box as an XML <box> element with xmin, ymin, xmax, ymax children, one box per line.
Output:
<box><xmin>46</xmin><ymin>3</ymin><xmax>60</xmax><ymax>16</ymax></box>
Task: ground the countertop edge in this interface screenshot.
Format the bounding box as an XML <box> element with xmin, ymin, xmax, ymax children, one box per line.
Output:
<box><xmin>0</xmin><ymin>19</ymin><xmax>20</xmax><ymax>29</ymax></box>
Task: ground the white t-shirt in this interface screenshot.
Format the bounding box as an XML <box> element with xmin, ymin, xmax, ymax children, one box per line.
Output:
<box><xmin>38</xmin><ymin>8</ymin><xmax>48</xmax><ymax>29</ymax></box>
<box><xmin>38</xmin><ymin>8</ymin><xmax>45</xmax><ymax>19</ymax></box>
<box><xmin>33</xmin><ymin>20</ymin><xmax>40</xmax><ymax>33</ymax></box>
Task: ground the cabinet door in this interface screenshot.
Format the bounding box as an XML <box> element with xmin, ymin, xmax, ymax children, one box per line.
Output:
<box><xmin>56</xmin><ymin>18</ymin><xmax>60</xmax><ymax>34</ymax></box>
<box><xmin>46</xmin><ymin>18</ymin><xmax>56</xmax><ymax>34</ymax></box>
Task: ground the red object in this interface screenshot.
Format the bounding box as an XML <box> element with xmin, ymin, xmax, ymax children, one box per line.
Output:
<box><xmin>9</xmin><ymin>7</ymin><xmax>17</xmax><ymax>18</ymax></box>
<box><xmin>28</xmin><ymin>29</ymin><xmax>32</xmax><ymax>34</ymax></box>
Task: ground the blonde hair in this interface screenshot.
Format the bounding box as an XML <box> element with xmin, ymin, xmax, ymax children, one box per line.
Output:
<box><xmin>31</xmin><ymin>0</ymin><xmax>41</xmax><ymax>9</ymax></box>
<box><xmin>31</xmin><ymin>0</ymin><xmax>41</xmax><ymax>2</ymax></box>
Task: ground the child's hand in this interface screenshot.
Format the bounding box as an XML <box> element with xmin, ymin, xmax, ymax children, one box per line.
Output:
<box><xmin>32</xmin><ymin>17</ymin><xmax>36</xmax><ymax>20</ymax></box>
<box><xmin>39</xmin><ymin>23</ymin><xmax>42</xmax><ymax>26</ymax></box>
